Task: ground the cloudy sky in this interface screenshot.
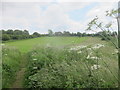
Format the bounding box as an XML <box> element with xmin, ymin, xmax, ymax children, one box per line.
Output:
<box><xmin>0</xmin><ymin>0</ymin><xmax>118</xmax><ymax>34</ymax></box>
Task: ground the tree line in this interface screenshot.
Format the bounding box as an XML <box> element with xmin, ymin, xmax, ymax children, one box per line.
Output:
<box><xmin>0</xmin><ymin>29</ymin><xmax>117</xmax><ymax>41</ymax></box>
<box><xmin>48</xmin><ymin>29</ymin><xmax>117</xmax><ymax>39</ymax></box>
<box><xmin>0</xmin><ymin>29</ymin><xmax>45</xmax><ymax>41</ymax></box>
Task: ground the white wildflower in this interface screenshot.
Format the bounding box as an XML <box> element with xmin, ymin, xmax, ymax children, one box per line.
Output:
<box><xmin>89</xmin><ymin>52</ymin><xmax>92</xmax><ymax>55</ymax></box>
<box><xmin>87</xmin><ymin>55</ymin><xmax>100</xmax><ymax>60</ymax></box>
<box><xmin>91</xmin><ymin>64</ymin><xmax>101</xmax><ymax>70</ymax></box>
<box><xmin>68</xmin><ymin>50</ymin><xmax>71</xmax><ymax>52</ymax></box>
<box><xmin>33</xmin><ymin>58</ymin><xmax>37</xmax><ymax>61</ymax></box>
<box><xmin>33</xmin><ymin>67</ymin><xmax>37</xmax><ymax>69</ymax></box>
<box><xmin>90</xmin><ymin>57</ymin><xmax>100</xmax><ymax>60</ymax></box>
<box><xmin>77</xmin><ymin>51</ymin><xmax>82</xmax><ymax>54</ymax></box>
<box><xmin>77</xmin><ymin>45</ymin><xmax>87</xmax><ymax>49</ymax></box>
<box><xmin>32</xmin><ymin>52</ymin><xmax>37</xmax><ymax>56</ymax></box>
<box><xmin>100</xmin><ymin>79</ymin><xmax>105</xmax><ymax>82</ymax></box>
<box><xmin>87</xmin><ymin>48</ymin><xmax>92</xmax><ymax>51</ymax></box>
<box><xmin>4</xmin><ymin>54</ymin><xmax>7</xmax><ymax>56</ymax></box>
<box><xmin>112</xmin><ymin>53</ymin><xmax>115</xmax><ymax>55</ymax></box>
<box><xmin>87</xmin><ymin>55</ymin><xmax>90</xmax><ymax>59</ymax></box>
<box><xmin>0</xmin><ymin>44</ymin><xmax>5</xmax><ymax>46</ymax></box>
<box><xmin>112</xmin><ymin>49</ymin><xmax>119</xmax><ymax>55</ymax></box>
<box><xmin>70</xmin><ymin>45</ymin><xmax>87</xmax><ymax>51</ymax></box>
<box><xmin>70</xmin><ymin>47</ymin><xmax>79</xmax><ymax>51</ymax></box>
<box><xmin>114</xmin><ymin>49</ymin><xmax>118</xmax><ymax>54</ymax></box>
<box><xmin>92</xmin><ymin>44</ymin><xmax>104</xmax><ymax>49</ymax></box>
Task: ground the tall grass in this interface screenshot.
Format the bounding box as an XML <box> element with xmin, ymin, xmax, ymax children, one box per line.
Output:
<box><xmin>24</xmin><ymin>44</ymin><xmax>118</xmax><ymax>88</ymax></box>
<box><xmin>2</xmin><ymin>45</ymin><xmax>22</xmax><ymax>88</ymax></box>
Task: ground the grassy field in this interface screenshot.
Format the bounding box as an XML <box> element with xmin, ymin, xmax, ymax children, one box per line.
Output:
<box><xmin>2</xmin><ymin>37</ymin><xmax>118</xmax><ymax>88</ymax></box>
<box><xmin>5</xmin><ymin>37</ymin><xmax>87</xmax><ymax>53</ymax></box>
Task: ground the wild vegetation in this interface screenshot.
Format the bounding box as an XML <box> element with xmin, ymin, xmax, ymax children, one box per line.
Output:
<box><xmin>2</xmin><ymin>45</ymin><xmax>22</xmax><ymax>88</ymax></box>
<box><xmin>1</xmin><ymin>37</ymin><xmax>118</xmax><ymax>88</ymax></box>
<box><xmin>1</xmin><ymin>8</ymin><xmax>119</xmax><ymax>89</ymax></box>
<box><xmin>24</xmin><ymin>39</ymin><xmax>118</xmax><ymax>88</ymax></box>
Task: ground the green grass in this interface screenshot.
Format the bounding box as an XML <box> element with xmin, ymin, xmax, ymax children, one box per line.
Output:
<box><xmin>22</xmin><ymin>37</ymin><xmax>118</xmax><ymax>88</ymax></box>
<box><xmin>2</xmin><ymin>37</ymin><xmax>118</xmax><ymax>88</ymax></box>
<box><xmin>24</xmin><ymin>41</ymin><xmax>118</xmax><ymax>88</ymax></box>
<box><xmin>4</xmin><ymin>37</ymin><xmax>87</xmax><ymax>53</ymax></box>
<box><xmin>2</xmin><ymin>46</ymin><xmax>22</xmax><ymax>88</ymax></box>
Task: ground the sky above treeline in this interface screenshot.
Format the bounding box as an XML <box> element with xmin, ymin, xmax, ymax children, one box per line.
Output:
<box><xmin>0</xmin><ymin>0</ymin><xmax>118</xmax><ymax>34</ymax></box>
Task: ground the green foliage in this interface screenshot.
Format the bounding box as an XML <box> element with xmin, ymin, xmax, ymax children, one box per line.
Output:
<box><xmin>77</xmin><ymin>32</ymin><xmax>82</xmax><ymax>37</ymax></box>
<box><xmin>24</xmin><ymin>45</ymin><xmax>118</xmax><ymax>88</ymax></box>
<box><xmin>48</xmin><ymin>29</ymin><xmax>53</xmax><ymax>36</ymax></box>
<box><xmin>1</xmin><ymin>29</ymin><xmax>41</xmax><ymax>42</ymax></box>
<box><xmin>2</xmin><ymin>46</ymin><xmax>22</xmax><ymax>88</ymax></box>
<box><xmin>32</xmin><ymin>32</ymin><xmax>40</xmax><ymax>37</ymax></box>
<box><xmin>2</xmin><ymin>37</ymin><xmax>118</xmax><ymax>88</ymax></box>
<box><xmin>24</xmin><ymin>47</ymin><xmax>85</xmax><ymax>88</ymax></box>
<box><xmin>1</xmin><ymin>29</ymin><xmax>102</xmax><ymax>42</ymax></box>
<box><xmin>2</xmin><ymin>34</ymin><xmax>11</xmax><ymax>41</ymax></box>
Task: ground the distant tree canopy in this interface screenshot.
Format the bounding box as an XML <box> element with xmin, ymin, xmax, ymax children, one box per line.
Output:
<box><xmin>1</xmin><ymin>29</ymin><xmax>42</xmax><ymax>41</ymax></box>
<box><xmin>2</xmin><ymin>34</ymin><xmax>11</xmax><ymax>41</ymax></box>
<box><xmin>1</xmin><ymin>29</ymin><xmax>117</xmax><ymax>42</ymax></box>
<box><xmin>48</xmin><ymin>29</ymin><xmax>53</xmax><ymax>36</ymax></box>
<box><xmin>33</xmin><ymin>32</ymin><xmax>41</xmax><ymax>37</ymax></box>
<box><xmin>49</xmin><ymin>29</ymin><xmax>117</xmax><ymax>38</ymax></box>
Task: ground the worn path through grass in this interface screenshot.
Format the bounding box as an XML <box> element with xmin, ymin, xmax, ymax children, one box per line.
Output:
<box><xmin>10</xmin><ymin>54</ymin><xmax>28</xmax><ymax>88</ymax></box>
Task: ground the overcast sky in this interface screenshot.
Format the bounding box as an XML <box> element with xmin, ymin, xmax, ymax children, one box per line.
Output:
<box><xmin>0</xmin><ymin>0</ymin><xmax>118</xmax><ymax>34</ymax></box>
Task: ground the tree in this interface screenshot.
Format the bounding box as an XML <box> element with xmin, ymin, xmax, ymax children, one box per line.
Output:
<box><xmin>48</xmin><ymin>29</ymin><xmax>53</xmax><ymax>36</ymax></box>
<box><xmin>71</xmin><ymin>32</ymin><xmax>76</xmax><ymax>36</ymax></box>
<box><xmin>77</xmin><ymin>32</ymin><xmax>82</xmax><ymax>37</ymax></box>
<box><xmin>33</xmin><ymin>32</ymin><xmax>40</xmax><ymax>37</ymax></box>
<box><xmin>11</xmin><ymin>35</ymin><xmax>20</xmax><ymax>40</ymax></box>
<box><xmin>2</xmin><ymin>30</ymin><xmax>6</xmax><ymax>34</ymax></box>
<box><xmin>23</xmin><ymin>30</ymin><xmax>29</xmax><ymax>35</ymax></box>
<box><xmin>14</xmin><ymin>30</ymin><xmax>23</xmax><ymax>35</ymax></box>
<box><xmin>54</xmin><ymin>31</ymin><xmax>63</xmax><ymax>36</ymax></box>
<box><xmin>6</xmin><ymin>29</ymin><xmax>14</xmax><ymax>35</ymax></box>
<box><xmin>63</xmin><ymin>31</ymin><xmax>71</xmax><ymax>36</ymax></box>
<box><xmin>2</xmin><ymin>34</ymin><xmax>10</xmax><ymax>41</ymax></box>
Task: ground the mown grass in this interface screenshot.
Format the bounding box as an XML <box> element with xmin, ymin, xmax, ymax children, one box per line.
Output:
<box><xmin>5</xmin><ymin>37</ymin><xmax>87</xmax><ymax>53</ymax></box>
